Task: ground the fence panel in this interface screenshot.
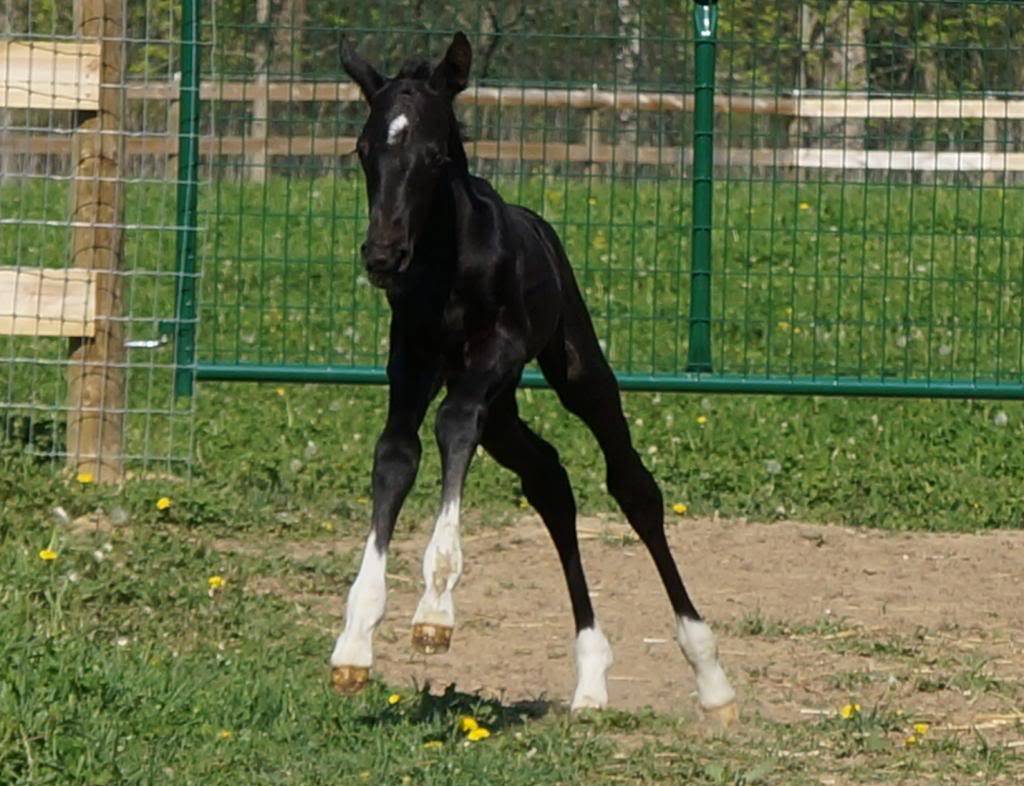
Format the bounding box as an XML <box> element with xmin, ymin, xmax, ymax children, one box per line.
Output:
<box><xmin>1</xmin><ymin>1</ymin><xmax>196</xmax><ymax>474</ymax></box>
<box><xmin>194</xmin><ymin>0</ymin><xmax>699</xmax><ymax>387</ymax></box>
<box><xmin>190</xmin><ymin>0</ymin><xmax>1024</xmax><ymax>398</ymax></box>
<box><xmin>710</xmin><ymin>0</ymin><xmax>1024</xmax><ymax>397</ymax></box>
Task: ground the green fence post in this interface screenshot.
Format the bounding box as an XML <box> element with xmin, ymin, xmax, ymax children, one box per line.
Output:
<box><xmin>686</xmin><ymin>0</ymin><xmax>717</xmax><ymax>373</ymax></box>
<box><xmin>172</xmin><ymin>0</ymin><xmax>201</xmax><ymax>397</ymax></box>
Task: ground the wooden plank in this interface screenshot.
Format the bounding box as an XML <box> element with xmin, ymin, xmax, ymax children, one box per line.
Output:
<box><xmin>0</xmin><ymin>40</ymin><xmax>101</xmax><ymax>110</ymax></box>
<box><xmin>0</xmin><ymin>267</ymin><xmax>96</xmax><ymax>337</ymax></box>
<box><xmin>124</xmin><ymin>79</ymin><xmax>1024</xmax><ymax>121</ymax></box>
<box><xmin>66</xmin><ymin>0</ymin><xmax>126</xmax><ymax>483</ymax></box>
<box><xmin>786</xmin><ymin>148</ymin><xmax>1024</xmax><ymax>171</ymax></box>
<box><xmin>794</xmin><ymin>95</ymin><xmax>1024</xmax><ymax>120</ymax></box>
<box><xmin>7</xmin><ymin>132</ymin><xmax>1024</xmax><ymax>172</ymax></box>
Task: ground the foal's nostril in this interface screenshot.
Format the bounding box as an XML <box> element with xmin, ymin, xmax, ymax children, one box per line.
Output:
<box><xmin>394</xmin><ymin>246</ymin><xmax>411</xmax><ymax>271</ymax></box>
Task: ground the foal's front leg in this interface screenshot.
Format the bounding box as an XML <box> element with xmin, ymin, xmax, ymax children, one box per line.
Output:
<box><xmin>411</xmin><ymin>356</ymin><xmax>522</xmax><ymax>654</ymax></box>
<box><xmin>330</xmin><ymin>351</ymin><xmax>436</xmax><ymax>693</ymax></box>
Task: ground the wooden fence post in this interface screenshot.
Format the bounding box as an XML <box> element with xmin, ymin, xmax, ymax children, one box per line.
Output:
<box><xmin>248</xmin><ymin>0</ymin><xmax>270</xmax><ymax>183</ymax></box>
<box><xmin>66</xmin><ymin>0</ymin><xmax>126</xmax><ymax>483</ymax></box>
<box><xmin>166</xmin><ymin>71</ymin><xmax>181</xmax><ymax>176</ymax></box>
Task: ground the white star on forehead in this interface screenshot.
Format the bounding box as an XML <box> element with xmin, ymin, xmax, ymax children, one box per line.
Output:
<box><xmin>387</xmin><ymin>114</ymin><xmax>409</xmax><ymax>144</ymax></box>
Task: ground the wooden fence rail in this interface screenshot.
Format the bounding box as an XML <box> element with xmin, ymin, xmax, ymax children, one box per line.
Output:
<box><xmin>4</xmin><ymin>76</ymin><xmax>1023</xmax><ymax>173</ymax></box>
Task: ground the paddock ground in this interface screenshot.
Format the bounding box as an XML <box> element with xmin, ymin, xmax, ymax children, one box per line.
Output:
<box><xmin>216</xmin><ymin>514</ymin><xmax>1024</xmax><ymax>781</ymax></box>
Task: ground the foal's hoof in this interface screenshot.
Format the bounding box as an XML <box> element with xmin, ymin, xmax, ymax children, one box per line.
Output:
<box><xmin>331</xmin><ymin>665</ymin><xmax>370</xmax><ymax>695</ymax></box>
<box><xmin>703</xmin><ymin>700</ymin><xmax>740</xmax><ymax>728</ymax></box>
<box><xmin>411</xmin><ymin>623</ymin><xmax>453</xmax><ymax>654</ymax></box>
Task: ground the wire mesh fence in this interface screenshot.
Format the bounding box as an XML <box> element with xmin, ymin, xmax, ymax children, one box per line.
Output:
<box><xmin>195</xmin><ymin>1</ymin><xmax>703</xmax><ymax>384</ymax></box>
<box><xmin>712</xmin><ymin>0</ymin><xmax>1024</xmax><ymax>394</ymax></box>
<box><xmin>1</xmin><ymin>0</ymin><xmax>195</xmax><ymax>477</ymax></box>
<box><xmin>193</xmin><ymin>0</ymin><xmax>1024</xmax><ymax>398</ymax></box>
<box><xmin>4</xmin><ymin>0</ymin><xmax>1024</xmax><ymax>422</ymax></box>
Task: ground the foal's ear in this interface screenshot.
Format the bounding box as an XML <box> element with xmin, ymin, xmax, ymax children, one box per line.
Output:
<box><xmin>342</xmin><ymin>49</ymin><xmax>386</xmax><ymax>103</ymax></box>
<box><xmin>430</xmin><ymin>32</ymin><xmax>472</xmax><ymax>95</ymax></box>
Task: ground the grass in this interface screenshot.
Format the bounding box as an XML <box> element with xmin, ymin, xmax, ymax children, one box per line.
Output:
<box><xmin>2</xmin><ymin>174</ymin><xmax>1024</xmax><ymax>783</ymax></box>
<box><xmin>2</xmin><ymin>516</ymin><xmax>1022</xmax><ymax>785</ymax></box>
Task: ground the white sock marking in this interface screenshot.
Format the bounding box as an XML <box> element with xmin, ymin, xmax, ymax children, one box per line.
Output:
<box><xmin>676</xmin><ymin>616</ymin><xmax>736</xmax><ymax>710</ymax></box>
<box><xmin>571</xmin><ymin>625</ymin><xmax>613</xmax><ymax>710</ymax></box>
<box><xmin>412</xmin><ymin>498</ymin><xmax>463</xmax><ymax>628</ymax></box>
<box><xmin>387</xmin><ymin>113</ymin><xmax>409</xmax><ymax>144</ymax></box>
<box><xmin>330</xmin><ymin>533</ymin><xmax>387</xmax><ymax>668</ymax></box>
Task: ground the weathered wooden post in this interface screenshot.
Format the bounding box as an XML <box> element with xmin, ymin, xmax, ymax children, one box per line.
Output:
<box><xmin>249</xmin><ymin>0</ymin><xmax>270</xmax><ymax>183</ymax></box>
<box><xmin>66</xmin><ymin>0</ymin><xmax>126</xmax><ymax>483</ymax></box>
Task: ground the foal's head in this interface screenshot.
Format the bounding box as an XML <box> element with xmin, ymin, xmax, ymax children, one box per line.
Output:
<box><xmin>343</xmin><ymin>33</ymin><xmax>472</xmax><ymax>288</ymax></box>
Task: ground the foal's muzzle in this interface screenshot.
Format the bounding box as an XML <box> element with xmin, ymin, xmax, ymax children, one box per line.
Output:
<box><xmin>361</xmin><ymin>241</ymin><xmax>412</xmax><ymax>287</ymax></box>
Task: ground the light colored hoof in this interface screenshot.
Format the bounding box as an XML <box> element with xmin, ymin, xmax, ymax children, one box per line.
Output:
<box><xmin>331</xmin><ymin>665</ymin><xmax>370</xmax><ymax>695</ymax></box>
<box><xmin>570</xmin><ymin>698</ymin><xmax>607</xmax><ymax>713</ymax></box>
<box><xmin>411</xmin><ymin>623</ymin><xmax>453</xmax><ymax>654</ymax></box>
<box><xmin>703</xmin><ymin>700</ymin><xmax>739</xmax><ymax>727</ymax></box>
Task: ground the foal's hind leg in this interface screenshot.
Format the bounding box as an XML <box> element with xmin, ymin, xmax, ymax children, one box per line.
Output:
<box><xmin>481</xmin><ymin>391</ymin><xmax>613</xmax><ymax>710</ymax></box>
<box><xmin>539</xmin><ymin>325</ymin><xmax>737</xmax><ymax>722</ymax></box>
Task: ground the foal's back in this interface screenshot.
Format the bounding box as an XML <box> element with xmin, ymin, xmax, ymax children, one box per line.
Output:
<box><xmin>460</xmin><ymin>173</ymin><xmax>591</xmax><ymax>364</ymax></box>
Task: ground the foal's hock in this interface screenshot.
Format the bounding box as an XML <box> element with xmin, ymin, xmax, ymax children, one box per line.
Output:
<box><xmin>328</xmin><ymin>32</ymin><xmax>737</xmax><ymax>724</ymax></box>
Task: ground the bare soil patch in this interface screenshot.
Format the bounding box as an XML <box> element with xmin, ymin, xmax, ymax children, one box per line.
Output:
<box><xmin>223</xmin><ymin>516</ymin><xmax>1024</xmax><ymax>740</ymax></box>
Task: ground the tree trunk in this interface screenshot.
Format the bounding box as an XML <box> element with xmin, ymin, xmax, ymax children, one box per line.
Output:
<box><xmin>0</xmin><ymin>3</ymin><xmax>12</xmax><ymax>179</ymax></box>
<box><xmin>271</xmin><ymin>0</ymin><xmax>307</xmax><ymax>76</ymax></box>
<box><xmin>800</xmin><ymin>1</ymin><xmax>868</xmax><ymax>153</ymax></box>
<box><xmin>249</xmin><ymin>0</ymin><xmax>271</xmax><ymax>183</ymax></box>
<box><xmin>615</xmin><ymin>0</ymin><xmax>641</xmax><ymax>174</ymax></box>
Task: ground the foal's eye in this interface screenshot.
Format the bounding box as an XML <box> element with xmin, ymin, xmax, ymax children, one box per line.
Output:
<box><xmin>357</xmin><ymin>139</ymin><xmax>370</xmax><ymax>157</ymax></box>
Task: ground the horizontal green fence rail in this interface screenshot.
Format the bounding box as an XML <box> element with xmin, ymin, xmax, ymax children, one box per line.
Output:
<box><xmin>185</xmin><ymin>0</ymin><xmax>1024</xmax><ymax>399</ymax></box>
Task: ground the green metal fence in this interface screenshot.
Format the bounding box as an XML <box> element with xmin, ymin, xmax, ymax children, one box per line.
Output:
<box><xmin>185</xmin><ymin>0</ymin><xmax>1024</xmax><ymax>399</ymax></box>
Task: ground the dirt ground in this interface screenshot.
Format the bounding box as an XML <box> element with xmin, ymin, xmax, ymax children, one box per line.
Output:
<box><xmin>234</xmin><ymin>516</ymin><xmax>1024</xmax><ymax>739</ymax></box>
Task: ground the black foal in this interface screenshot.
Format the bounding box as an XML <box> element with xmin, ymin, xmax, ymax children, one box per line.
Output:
<box><xmin>329</xmin><ymin>33</ymin><xmax>736</xmax><ymax>722</ymax></box>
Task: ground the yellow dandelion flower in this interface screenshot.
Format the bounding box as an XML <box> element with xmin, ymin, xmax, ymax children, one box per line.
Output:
<box><xmin>387</xmin><ymin>693</ymin><xmax>401</xmax><ymax>705</ymax></box>
<box><xmin>913</xmin><ymin>722</ymin><xmax>930</xmax><ymax>736</ymax></box>
<box><xmin>275</xmin><ymin>387</ymin><xmax>286</xmax><ymax>397</ymax></box>
<box><xmin>672</xmin><ymin>503</ymin><xmax>688</xmax><ymax>515</ymax></box>
<box><xmin>156</xmin><ymin>496</ymin><xmax>172</xmax><ymax>511</ymax></box>
<box><xmin>519</xmin><ymin>497</ymin><xmax>530</xmax><ymax>510</ymax></box>
<box><xmin>799</xmin><ymin>201</ymin><xmax>811</xmax><ymax>211</ymax></box>
<box><xmin>208</xmin><ymin>575</ymin><xmax>225</xmax><ymax>590</ymax></box>
<box><xmin>422</xmin><ymin>740</ymin><xmax>444</xmax><ymax>750</ymax></box>
<box><xmin>696</xmin><ymin>415</ymin><xmax>708</xmax><ymax>425</ymax></box>
<box><xmin>904</xmin><ymin>734</ymin><xmax>918</xmax><ymax>747</ymax></box>
<box><xmin>39</xmin><ymin>548</ymin><xmax>58</xmax><ymax>561</ymax></box>
<box><xmin>466</xmin><ymin>727</ymin><xmax>491</xmax><ymax>741</ymax></box>
<box><xmin>778</xmin><ymin>321</ymin><xmax>791</xmax><ymax>332</ymax></box>
<box><xmin>76</xmin><ymin>471</ymin><xmax>94</xmax><ymax>484</ymax></box>
<box><xmin>218</xmin><ymin>729</ymin><xmax>233</xmax><ymax>740</ymax></box>
<box><xmin>839</xmin><ymin>703</ymin><xmax>861</xmax><ymax>720</ymax></box>
<box><xmin>459</xmin><ymin>716</ymin><xmax>479</xmax><ymax>733</ymax></box>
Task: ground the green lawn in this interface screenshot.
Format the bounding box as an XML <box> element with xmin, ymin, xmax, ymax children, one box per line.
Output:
<box><xmin>3</xmin><ymin>174</ymin><xmax>1024</xmax><ymax>783</ymax></box>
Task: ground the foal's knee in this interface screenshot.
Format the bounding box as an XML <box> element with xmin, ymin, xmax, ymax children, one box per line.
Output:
<box><xmin>373</xmin><ymin>427</ymin><xmax>421</xmax><ymax>484</ymax></box>
<box><xmin>435</xmin><ymin>399</ymin><xmax>486</xmax><ymax>453</ymax></box>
